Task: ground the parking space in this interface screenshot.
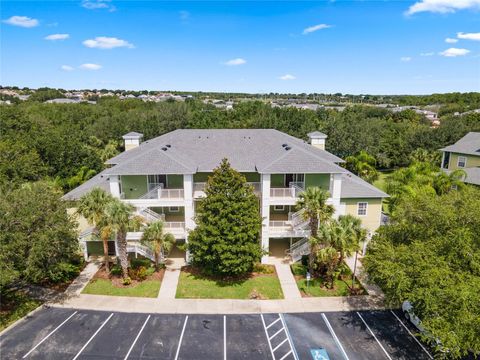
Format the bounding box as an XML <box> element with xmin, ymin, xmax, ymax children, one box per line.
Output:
<box><xmin>0</xmin><ymin>307</ymin><xmax>435</xmax><ymax>360</ymax></box>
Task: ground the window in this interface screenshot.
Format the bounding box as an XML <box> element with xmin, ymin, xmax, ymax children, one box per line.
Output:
<box><xmin>357</xmin><ymin>202</ymin><xmax>368</xmax><ymax>216</ymax></box>
<box><xmin>169</xmin><ymin>206</ymin><xmax>179</xmax><ymax>212</ymax></box>
<box><xmin>274</xmin><ymin>205</ymin><xmax>285</xmax><ymax>211</ymax></box>
<box><xmin>457</xmin><ymin>156</ymin><xmax>467</xmax><ymax>168</ymax></box>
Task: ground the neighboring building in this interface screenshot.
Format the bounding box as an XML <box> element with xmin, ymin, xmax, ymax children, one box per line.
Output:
<box><xmin>440</xmin><ymin>132</ymin><xmax>480</xmax><ymax>186</ymax></box>
<box><xmin>64</xmin><ymin>129</ymin><xmax>387</xmax><ymax>262</ymax></box>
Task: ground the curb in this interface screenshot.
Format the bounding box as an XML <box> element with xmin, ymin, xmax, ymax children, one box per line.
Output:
<box><xmin>0</xmin><ymin>303</ymin><xmax>46</xmax><ymax>337</ymax></box>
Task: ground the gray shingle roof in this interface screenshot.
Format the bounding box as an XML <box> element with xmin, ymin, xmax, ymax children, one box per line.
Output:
<box><xmin>340</xmin><ymin>172</ymin><xmax>389</xmax><ymax>198</ymax></box>
<box><xmin>440</xmin><ymin>132</ymin><xmax>480</xmax><ymax>156</ymax></box>
<box><xmin>106</xmin><ymin>129</ymin><xmax>346</xmax><ymax>175</ymax></box>
<box><xmin>62</xmin><ymin>169</ymin><xmax>111</xmax><ymax>200</ymax></box>
<box><xmin>463</xmin><ymin>167</ymin><xmax>480</xmax><ymax>186</ymax></box>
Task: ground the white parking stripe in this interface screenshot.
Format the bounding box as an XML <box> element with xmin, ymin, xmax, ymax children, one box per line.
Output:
<box><xmin>390</xmin><ymin>310</ymin><xmax>433</xmax><ymax>359</ymax></box>
<box><xmin>269</xmin><ymin>328</ymin><xmax>284</xmax><ymax>341</ymax></box>
<box><xmin>279</xmin><ymin>350</ymin><xmax>293</xmax><ymax>360</ymax></box>
<box><xmin>356</xmin><ymin>312</ymin><xmax>392</xmax><ymax>360</ymax></box>
<box><xmin>260</xmin><ymin>314</ymin><xmax>276</xmax><ymax>359</ymax></box>
<box><xmin>321</xmin><ymin>313</ymin><xmax>350</xmax><ymax>360</ymax></box>
<box><xmin>279</xmin><ymin>314</ymin><xmax>299</xmax><ymax>360</ymax></box>
<box><xmin>273</xmin><ymin>338</ymin><xmax>289</xmax><ymax>352</ymax></box>
<box><xmin>266</xmin><ymin>317</ymin><xmax>281</xmax><ymax>329</ymax></box>
<box><xmin>22</xmin><ymin>311</ymin><xmax>78</xmax><ymax>358</ymax></box>
<box><xmin>72</xmin><ymin>312</ymin><xmax>114</xmax><ymax>360</ymax></box>
<box><xmin>123</xmin><ymin>314</ymin><xmax>151</xmax><ymax>360</ymax></box>
<box><xmin>223</xmin><ymin>315</ymin><xmax>227</xmax><ymax>360</ymax></box>
<box><xmin>174</xmin><ymin>315</ymin><xmax>188</xmax><ymax>360</ymax></box>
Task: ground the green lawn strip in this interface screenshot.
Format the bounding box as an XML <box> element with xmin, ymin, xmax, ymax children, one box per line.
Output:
<box><xmin>373</xmin><ymin>171</ymin><xmax>392</xmax><ymax>214</ymax></box>
<box><xmin>291</xmin><ymin>263</ymin><xmax>366</xmax><ymax>297</ymax></box>
<box><xmin>82</xmin><ymin>278</ymin><xmax>161</xmax><ymax>298</ymax></box>
<box><xmin>176</xmin><ymin>271</ymin><xmax>284</xmax><ymax>299</ymax></box>
<box><xmin>0</xmin><ymin>291</ymin><xmax>42</xmax><ymax>331</ymax></box>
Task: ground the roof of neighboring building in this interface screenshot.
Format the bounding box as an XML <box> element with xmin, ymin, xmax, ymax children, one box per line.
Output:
<box><xmin>340</xmin><ymin>172</ymin><xmax>389</xmax><ymax>198</ymax></box>
<box><xmin>62</xmin><ymin>169</ymin><xmax>111</xmax><ymax>201</ymax></box>
<box><xmin>440</xmin><ymin>132</ymin><xmax>480</xmax><ymax>156</ymax></box>
<box><xmin>106</xmin><ymin>129</ymin><xmax>346</xmax><ymax>175</ymax></box>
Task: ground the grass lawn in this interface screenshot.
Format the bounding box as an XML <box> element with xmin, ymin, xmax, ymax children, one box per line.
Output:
<box><xmin>0</xmin><ymin>291</ymin><xmax>42</xmax><ymax>331</ymax></box>
<box><xmin>176</xmin><ymin>266</ymin><xmax>284</xmax><ymax>299</ymax></box>
<box><xmin>291</xmin><ymin>263</ymin><xmax>366</xmax><ymax>297</ymax></box>
<box><xmin>373</xmin><ymin>171</ymin><xmax>392</xmax><ymax>214</ymax></box>
<box><xmin>82</xmin><ymin>278</ymin><xmax>161</xmax><ymax>297</ymax></box>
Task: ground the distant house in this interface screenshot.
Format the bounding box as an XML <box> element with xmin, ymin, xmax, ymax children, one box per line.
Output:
<box><xmin>440</xmin><ymin>132</ymin><xmax>480</xmax><ymax>186</ymax></box>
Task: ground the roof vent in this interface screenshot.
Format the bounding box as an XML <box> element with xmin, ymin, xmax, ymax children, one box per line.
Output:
<box><xmin>285</xmin><ymin>146</ymin><xmax>291</xmax><ymax>151</ymax></box>
<box><xmin>282</xmin><ymin>143</ymin><xmax>288</xmax><ymax>148</ymax></box>
<box><xmin>166</xmin><ymin>144</ymin><xmax>171</xmax><ymax>148</ymax></box>
<box><xmin>161</xmin><ymin>147</ymin><xmax>168</xmax><ymax>151</ymax></box>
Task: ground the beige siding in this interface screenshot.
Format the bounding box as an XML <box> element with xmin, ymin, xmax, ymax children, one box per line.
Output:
<box><xmin>342</xmin><ymin>198</ymin><xmax>382</xmax><ymax>233</ymax></box>
<box><xmin>448</xmin><ymin>153</ymin><xmax>480</xmax><ymax>170</ymax></box>
<box><xmin>67</xmin><ymin>208</ymin><xmax>90</xmax><ymax>233</ymax></box>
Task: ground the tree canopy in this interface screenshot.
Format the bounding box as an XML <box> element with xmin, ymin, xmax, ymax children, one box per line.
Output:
<box><xmin>187</xmin><ymin>159</ymin><xmax>263</xmax><ymax>276</ymax></box>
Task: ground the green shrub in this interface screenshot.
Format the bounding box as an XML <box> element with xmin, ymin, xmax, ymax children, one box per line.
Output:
<box><xmin>47</xmin><ymin>262</ymin><xmax>81</xmax><ymax>283</ymax></box>
<box><xmin>130</xmin><ymin>258</ymin><xmax>152</xmax><ymax>269</ymax></box>
<box><xmin>110</xmin><ymin>265</ymin><xmax>122</xmax><ymax>276</ymax></box>
<box><xmin>122</xmin><ymin>277</ymin><xmax>132</xmax><ymax>285</ymax></box>
<box><xmin>291</xmin><ymin>263</ymin><xmax>307</xmax><ymax>276</ymax></box>
<box><xmin>145</xmin><ymin>267</ymin><xmax>156</xmax><ymax>276</ymax></box>
<box><xmin>301</xmin><ymin>255</ymin><xmax>309</xmax><ymax>267</ymax></box>
<box><xmin>252</xmin><ymin>263</ymin><xmax>274</xmax><ymax>274</ymax></box>
<box><xmin>129</xmin><ymin>266</ymin><xmax>147</xmax><ymax>281</ymax></box>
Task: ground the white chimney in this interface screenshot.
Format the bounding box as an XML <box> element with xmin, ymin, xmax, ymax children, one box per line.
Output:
<box><xmin>307</xmin><ymin>131</ymin><xmax>328</xmax><ymax>150</ymax></box>
<box><xmin>122</xmin><ymin>132</ymin><xmax>144</xmax><ymax>151</ymax></box>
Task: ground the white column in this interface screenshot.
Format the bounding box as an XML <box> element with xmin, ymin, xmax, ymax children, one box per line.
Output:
<box><xmin>109</xmin><ymin>175</ymin><xmax>121</xmax><ymax>198</ymax></box>
<box><xmin>260</xmin><ymin>174</ymin><xmax>271</xmax><ymax>264</ymax></box>
<box><xmin>183</xmin><ymin>174</ymin><xmax>194</xmax><ymax>263</ymax></box>
<box><xmin>331</xmin><ymin>173</ymin><xmax>343</xmax><ymax>218</ymax></box>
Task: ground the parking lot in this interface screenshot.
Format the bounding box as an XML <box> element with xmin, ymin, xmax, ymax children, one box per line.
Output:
<box><xmin>0</xmin><ymin>307</ymin><xmax>434</xmax><ymax>360</ymax></box>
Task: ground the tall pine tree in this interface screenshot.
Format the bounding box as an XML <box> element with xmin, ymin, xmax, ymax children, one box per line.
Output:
<box><xmin>187</xmin><ymin>159</ymin><xmax>263</xmax><ymax>276</ymax></box>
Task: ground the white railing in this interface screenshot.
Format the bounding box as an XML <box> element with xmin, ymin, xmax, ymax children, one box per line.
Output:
<box><xmin>159</xmin><ymin>188</ymin><xmax>184</xmax><ymax>199</ymax></box>
<box><xmin>286</xmin><ymin>237</ymin><xmax>310</xmax><ymax>262</ymax></box>
<box><xmin>269</xmin><ymin>220</ymin><xmax>291</xmax><ymax>229</ymax></box>
<box><xmin>288</xmin><ymin>209</ymin><xmax>309</xmax><ymax>229</ymax></box>
<box><xmin>289</xmin><ymin>182</ymin><xmax>305</xmax><ymax>198</ymax></box>
<box><xmin>139</xmin><ymin>184</ymin><xmax>163</xmax><ymax>199</ymax></box>
<box><xmin>79</xmin><ymin>227</ymin><xmax>97</xmax><ymax>241</ymax></box>
<box><xmin>164</xmin><ymin>221</ymin><xmax>185</xmax><ymax>230</ymax></box>
<box><xmin>193</xmin><ymin>182</ymin><xmax>206</xmax><ymax>192</ymax></box>
<box><xmin>270</xmin><ymin>187</ymin><xmax>295</xmax><ymax>198</ymax></box>
<box><xmin>138</xmin><ymin>208</ymin><xmax>165</xmax><ymax>223</ymax></box>
<box><xmin>126</xmin><ymin>243</ymin><xmax>157</xmax><ymax>262</ymax></box>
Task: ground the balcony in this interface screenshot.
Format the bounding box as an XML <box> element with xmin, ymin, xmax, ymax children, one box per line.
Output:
<box><xmin>127</xmin><ymin>221</ymin><xmax>186</xmax><ymax>241</ymax></box>
<box><xmin>268</xmin><ymin>220</ymin><xmax>309</xmax><ymax>238</ymax></box>
<box><xmin>193</xmin><ymin>182</ymin><xmax>261</xmax><ymax>198</ymax></box>
<box><xmin>269</xmin><ymin>182</ymin><xmax>304</xmax><ymax>205</ymax></box>
<box><xmin>122</xmin><ymin>184</ymin><xmax>185</xmax><ymax>206</ymax></box>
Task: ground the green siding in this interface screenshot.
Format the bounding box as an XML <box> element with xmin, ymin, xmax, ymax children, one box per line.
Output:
<box><xmin>121</xmin><ymin>175</ymin><xmax>147</xmax><ymax>199</ymax></box>
<box><xmin>243</xmin><ymin>172</ymin><xmax>260</xmax><ymax>182</ymax></box>
<box><xmin>305</xmin><ymin>174</ymin><xmax>330</xmax><ymax>191</ymax></box>
<box><xmin>152</xmin><ymin>206</ymin><xmax>185</xmax><ymax>216</ymax></box>
<box><xmin>193</xmin><ymin>172</ymin><xmax>211</xmax><ymax>182</ymax></box>
<box><xmin>270</xmin><ymin>205</ymin><xmax>290</xmax><ymax>214</ymax></box>
<box><xmin>167</xmin><ymin>174</ymin><xmax>183</xmax><ymax>188</ymax></box>
<box><xmin>271</xmin><ymin>174</ymin><xmax>285</xmax><ymax>187</ymax></box>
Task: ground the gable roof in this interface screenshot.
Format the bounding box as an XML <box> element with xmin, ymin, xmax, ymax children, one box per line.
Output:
<box><xmin>340</xmin><ymin>172</ymin><xmax>389</xmax><ymax>198</ymax></box>
<box><xmin>62</xmin><ymin>169</ymin><xmax>111</xmax><ymax>201</ymax></box>
<box><xmin>440</xmin><ymin>132</ymin><xmax>480</xmax><ymax>156</ymax></box>
<box><xmin>105</xmin><ymin>129</ymin><xmax>346</xmax><ymax>175</ymax></box>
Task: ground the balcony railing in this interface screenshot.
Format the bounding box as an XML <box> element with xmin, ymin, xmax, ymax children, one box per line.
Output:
<box><xmin>163</xmin><ymin>221</ymin><xmax>185</xmax><ymax>230</ymax></box>
<box><xmin>270</xmin><ymin>182</ymin><xmax>305</xmax><ymax>198</ymax></box>
<box><xmin>194</xmin><ymin>181</ymin><xmax>261</xmax><ymax>197</ymax></box>
<box><xmin>136</xmin><ymin>184</ymin><xmax>184</xmax><ymax>200</ymax></box>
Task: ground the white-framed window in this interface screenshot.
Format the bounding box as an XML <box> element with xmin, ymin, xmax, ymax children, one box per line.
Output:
<box><xmin>357</xmin><ymin>202</ymin><xmax>368</xmax><ymax>216</ymax></box>
<box><xmin>274</xmin><ymin>205</ymin><xmax>285</xmax><ymax>211</ymax></box>
<box><xmin>169</xmin><ymin>206</ymin><xmax>179</xmax><ymax>212</ymax></box>
<box><xmin>457</xmin><ymin>156</ymin><xmax>467</xmax><ymax>168</ymax></box>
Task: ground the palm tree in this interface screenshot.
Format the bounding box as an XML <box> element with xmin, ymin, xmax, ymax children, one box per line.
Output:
<box><xmin>296</xmin><ymin>187</ymin><xmax>335</xmax><ymax>270</ymax></box>
<box><xmin>337</xmin><ymin>215</ymin><xmax>365</xmax><ymax>264</ymax></box>
<box><xmin>105</xmin><ymin>198</ymin><xmax>134</xmax><ymax>279</ymax></box>
<box><xmin>141</xmin><ymin>221</ymin><xmax>175</xmax><ymax>269</ymax></box>
<box><xmin>77</xmin><ymin>188</ymin><xmax>114</xmax><ymax>273</ymax></box>
<box><xmin>433</xmin><ymin>169</ymin><xmax>466</xmax><ymax>195</ymax></box>
<box><xmin>345</xmin><ymin>151</ymin><xmax>379</xmax><ymax>183</ymax></box>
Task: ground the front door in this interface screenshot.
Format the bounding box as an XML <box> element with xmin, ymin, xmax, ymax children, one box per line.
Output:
<box><xmin>147</xmin><ymin>174</ymin><xmax>167</xmax><ymax>190</ymax></box>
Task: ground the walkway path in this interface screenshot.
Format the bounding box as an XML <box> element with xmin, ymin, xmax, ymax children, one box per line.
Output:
<box><xmin>64</xmin><ymin>261</ymin><xmax>101</xmax><ymax>297</ymax></box>
<box><xmin>274</xmin><ymin>263</ymin><xmax>302</xmax><ymax>300</ymax></box>
<box><xmin>157</xmin><ymin>256</ymin><xmax>184</xmax><ymax>299</ymax></box>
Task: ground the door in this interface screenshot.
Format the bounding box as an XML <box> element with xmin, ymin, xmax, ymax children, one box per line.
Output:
<box><xmin>147</xmin><ymin>174</ymin><xmax>167</xmax><ymax>190</ymax></box>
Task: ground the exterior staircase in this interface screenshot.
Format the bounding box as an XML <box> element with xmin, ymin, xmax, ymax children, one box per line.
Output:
<box><xmin>285</xmin><ymin>237</ymin><xmax>310</xmax><ymax>263</ymax></box>
<box><xmin>137</xmin><ymin>207</ymin><xmax>165</xmax><ymax>223</ymax></box>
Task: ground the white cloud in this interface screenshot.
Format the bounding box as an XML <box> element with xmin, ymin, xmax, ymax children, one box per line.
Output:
<box><xmin>83</xmin><ymin>36</ymin><xmax>134</xmax><ymax>49</ymax></box>
<box><xmin>303</xmin><ymin>23</ymin><xmax>331</xmax><ymax>35</ymax></box>
<box><xmin>457</xmin><ymin>32</ymin><xmax>480</xmax><ymax>41</ymax></box>
<box><xmin>224</xmin><ymin>58</ymin><xmax>246</xmax><ymax>66</ymax></box>
<box><xmin>400</xmin><ymin>56</ymin><xmax>412</xmax><ymax>62</ymax></box>
<box><xmin>61</xmin><ymin>65</ymin><xmax>74</xmax><ymax>71</ymax></box>
<box><xmin>81</xmin><ymin>0</ymin><xmax>116</xmax><ymax>11</ymax></box>
<box><xmin>420</xmin><ymin>52</ymin><xmax>435</xmax><ymax>56</ymax></box>
<box><xmin>45</xmin><ymin>33</ymin><xmax>70</xmax><ymax>41</ymax></box>
<box><xmin>439</xmin><ymin>47</ymin><xmax>471</xmax><ymax>57</ymax></box>
<box><xmin>279</xmin><ymin>74</ymin><xmax>296</xmax><ymax>80</ymax></box>
<box><xmin>406</xmin><ymin>0</ymin><xmax>480</xmax><ymax>15</ymax></box>
<box><xmin>3</xmin><ymin>16</ymin><xmax>39</xmax><ymax>28</ymax></box>
<box><xmin>445</xmin><ymin>37</ymin><xmax>458</xmax><ymax>43</ymax></box>
<box><xmin>79</xmin><ymin>63</ymin><xmax>102</xmax><ymax>70</ymax></box>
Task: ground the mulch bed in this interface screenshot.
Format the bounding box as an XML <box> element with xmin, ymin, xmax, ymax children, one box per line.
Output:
<box><xmin>182</xmin><ymin>265</ymin><xmax>277</xmax><ymax>282</ymax></box>
<box><xmin>92</xmin><ymin>263</ymin><xmax>165</xmax><ymax>288</ymax></box>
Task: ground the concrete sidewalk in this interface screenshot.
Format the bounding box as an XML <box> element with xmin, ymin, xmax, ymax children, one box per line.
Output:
<box><xmin>64</xmin><ymin>261</ymin><xmax>101</xmax><ymax>297</ymax></box>
<box><xmin>274</xmin><ymin>263</ymin><xmax>302</xmax><ymax>299</ymax></box>
<box><xmin>345</xmin><ymin>253</ymin><xmax>384</xmax><ymax>297</ymax></box>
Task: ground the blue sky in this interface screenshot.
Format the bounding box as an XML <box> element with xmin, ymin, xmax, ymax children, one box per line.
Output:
<box><xmin>1</xmin><ymin>0</ymin><xmax>479</xmax><ymax>94</ymax></box>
